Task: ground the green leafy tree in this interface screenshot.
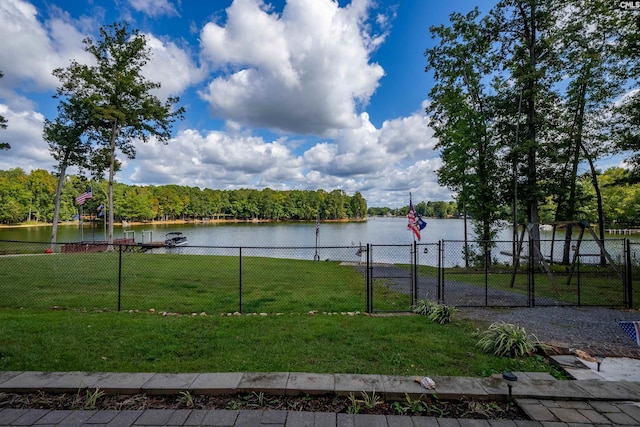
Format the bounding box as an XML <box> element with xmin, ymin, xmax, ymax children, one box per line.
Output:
<box><xmin>608</xmin><ymin>2</ymin><xmax>640</xmax><ymax>181</ymax></box>
<box><xmin>426</xmin><ymin>8</ymin><xmax>505</xmax><ymax>246</ymax></box>
<box><xmin>26</xmin><ymin>169</ymin><xmax>57</xmax><ymax>223</ymax></box>
<box><xmin>0</xmin><ymin>169</ymin><xmax>29</xmax><ymax>223</ymax></box>
<box><xmin>350</xmin><ymin>191</ymin><xmax>367</xmax><ymax>219</ymax></box>
<box><xmin>52</xmin><ymin>22</ymin><xmax>184</xmax><ymax>245</ymax></box>
<box><xmin>44</xmin><ymin>96</ymin><xmax>94</xmax><ymax>244</ymax></box>
<box><xmin>488</xmin><ymin>0</ymin><xmax>564</xmax><ymax>264</ymax></box>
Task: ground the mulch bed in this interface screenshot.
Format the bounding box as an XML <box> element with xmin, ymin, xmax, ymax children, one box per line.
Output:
<box><xmin>0</xmin><ymin>391</ymin><xmax>529</xmax><ymax>420</ymax></box>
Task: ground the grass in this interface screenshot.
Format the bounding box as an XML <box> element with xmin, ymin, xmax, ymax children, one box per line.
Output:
<box><xmin>0</xmin><ymin>309</ymin><xmax>557</xmax><ymax>376</ymax></box>
<box><xmin>414</xmin><ymin>263</ymin><xmax>636</xmax><ymax>308</ymax></box>
<box><xmin>0</xmin><ymin>252</ymin><xmax>408</xmax><ymax>313</ymax></box>
<box><xmin>0</xmin><ymin>251</ymin><xmax>564</xmax><ymax>378</ymax></box>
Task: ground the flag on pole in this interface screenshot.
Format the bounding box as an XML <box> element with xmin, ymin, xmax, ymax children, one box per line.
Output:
<box><xmin>618</xmin><ymin>320</ymin><xmax>640</xmax><ymax>346</ymax></box>
<box><xmin>315</xmin><ymin>214</ymin><xmax>320</xmax><ymax>237</ymax></box>
<box><xmin>76</xmin><ymin>188</ymin><xmax>93</xmax><ymax>205</ymax></box>
<box><xmin>407</xmin><ymin>194</ymin><xmax>427</xmax><ymax>241</ymax></box>
<box><xmin>96</xmin><ymin>203</ymin><xmax>105</xmax><ymax>218</ymax></box>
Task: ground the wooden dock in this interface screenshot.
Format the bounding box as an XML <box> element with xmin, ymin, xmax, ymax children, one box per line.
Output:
<box><xmin>61</xmin><ymin>238</ymin><xmax>135</xmax><ymax>253</ymax></box>
<box><xmin>607</xmin><ymin>228</ymin><xmax>640</xmax><ymax>235</ymax></box>
<box><xmin>136</xmin><ymin>241</ymin><xmax>166</xmax><ymax>251</ymax></box>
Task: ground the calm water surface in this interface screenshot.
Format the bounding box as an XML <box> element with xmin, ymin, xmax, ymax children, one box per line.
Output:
<box><xmin>1</xmin><ymin>216</ymin><xmax>635</xmax><ymax>246</ymax></box>
<box><xmin>1</xmin><ymin>217</ymin><xmax>466</xmax><ymax>245</ymax></box>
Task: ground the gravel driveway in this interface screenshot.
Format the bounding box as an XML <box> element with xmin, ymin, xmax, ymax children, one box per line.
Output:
<box><xmin>457</xmin><ymin>306</ymin><xmax>640</xmax><ymax>359</ymax></box>
<box><xmin>358</xmin><ymin>264</ymin><xmax>640</xmax><ymax>359</ymax></box>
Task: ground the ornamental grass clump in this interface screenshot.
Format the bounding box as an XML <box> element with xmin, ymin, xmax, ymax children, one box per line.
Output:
<box><xmin>411</xmin><ymin>299</ymin><xmax>436</xmax><ymax>316</ymax></box>
<box><xmin>476</xmin><ymin>322</ymin><xmax>543</xmax><ymax>358</ymax></box>
<box><xmin>428</xmin><ymin>303</ymin><xmax>458</xmax><ymax>324</ymax></box>
<box><xmin>412</xmin><ymin>299</ymin><xmax>457</xmax><ymax>324</ymax></box>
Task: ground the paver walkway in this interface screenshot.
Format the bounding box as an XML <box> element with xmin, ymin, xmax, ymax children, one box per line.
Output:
<box><xmin>1</xmin><ymin>361</ymin><xmax>639</xmax><ymax>426</ymax></box>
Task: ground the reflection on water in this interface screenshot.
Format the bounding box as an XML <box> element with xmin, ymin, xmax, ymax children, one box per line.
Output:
<box><xmin>1</xmin><ymin>217</ymin><xmax>638</xmax><ymax>246</ymax></box>
<box><xmin>1</xmin><ymin>217</ymin><xmax>637</xmax><ymax>266</ymax></box>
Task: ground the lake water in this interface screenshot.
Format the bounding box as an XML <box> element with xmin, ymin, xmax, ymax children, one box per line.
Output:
<box><xmin>0</xmin><ymin>217</ymin><xmax>466</xmax><ymax>246</ymax></box>
<box><xmin>2</xmin><ymin>217</ymin><xmax>636</xmax><ymax>266</ymax></box>
<box><xmin>1</xmin><ymin>216</ymin><xmax>635</xmax><ymax>246</ymax></box>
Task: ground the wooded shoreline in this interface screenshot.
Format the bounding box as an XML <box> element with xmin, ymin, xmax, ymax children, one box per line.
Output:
<box><xmin>0</xmin><ymin>217</ymin><xmax>369</xmax><ymax>229</ymax></box>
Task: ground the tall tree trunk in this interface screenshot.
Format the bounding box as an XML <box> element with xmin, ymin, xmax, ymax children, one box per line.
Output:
<box><xmin>107</xmin><ymin>120</ymin><xmax>118</xmax><ymax>247</ymax></box>
<box><xmin>583</xmin><ymin>147</ymin><xmax>606</xmax><ymax>266</ymax></box>
<box><xmin>50</xmin><ymin>155</ymin><xmax>70</xmax><ymax>248</ymax></box>
<box><xmin>525</xmin><ymin>3</ymin><xmax>541</xmax><ymax>265</ymax></box>
<box><xmin>562</xmin><ymin>69</ymin><xmax>591</xmax><ymax>264</ymax></box>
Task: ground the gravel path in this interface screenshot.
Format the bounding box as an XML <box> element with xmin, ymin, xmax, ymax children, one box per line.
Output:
<box><xmin>357</xmin><ymin>264</ymin><xmax>640</xmax><ymax>359</ymax></box>
<box><xmin>457</xmin><ymin>306</ymin><xmax>640</xmax><ymax>358</ymax></box>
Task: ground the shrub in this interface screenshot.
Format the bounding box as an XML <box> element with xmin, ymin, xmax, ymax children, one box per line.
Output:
<box><xmin>411</xmin><ymin>299</ymin><xmax>435</xmax><ymax>316</ymax></box>
<box><xmin>412</xmin><ymin>299</ymin><xmax>457</xmax><ymax>324</ymax></box>
<box><xmin>427</xmin><ymin>303</ymin><xmax>457</xmax><ymax>324</ymax></box>
<box><xmin>476</xmin><ymin>322</ymin><xmax>543</xmax><ymax>358</ymax></box>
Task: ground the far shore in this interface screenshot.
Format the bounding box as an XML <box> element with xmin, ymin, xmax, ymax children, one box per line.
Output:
<box><xmin>0</xmin><ymin>217</ymin><xmax>369</xmax><ymax>229</ymax></box>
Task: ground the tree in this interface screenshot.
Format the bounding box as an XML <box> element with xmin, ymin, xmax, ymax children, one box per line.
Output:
<box><xmin>488</xmin><ymin>0</ymin><xmax>564</xmax><ymax>265</ymax></box>
<box><xmin>0</xmin><ymin>71</ymin><xmax>9</xmax><ymax>151</ymax></box>
<box><xmin>608</xmin><ymin>4</ymin><xmax>640</xmax><ymax>181</ymax></box>
<box><xmin>0</xmin><ymin>169</ymin><xmax>29</xmax><ymax>223</ymax></box>
<box><xmin>44</xmin><ymin>96</ymin><xmax>94</xmax><ymax>244</ymax></box>
<box><xmin>52</xmin><ymin>22</ymin><xmax>184</xmax><ymax>245</ymax></box>
<box><xmin>425</xmin><ymin>8</ymin><xmax>506</xmax><ymax>246</ymax></box>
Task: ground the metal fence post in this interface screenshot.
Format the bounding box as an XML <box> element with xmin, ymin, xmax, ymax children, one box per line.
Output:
<box><xmin>484</xmin><ymin>241</ymin><xmax>489</xmax><ymax>307</ymax></box>
<box><xmin>239</xmin><ymin>247</ymin><xmax>243</xmax><ymax>313</ymax></box>
<box><xmin>365</xmin><ymin>244</ymin><xmax>370</xmax><ymax>313</ymax></box>
<box><xmin>528</xmin><ymin>238</ymin><xmax>535</xmax><ymax>307</ymax></box>
<box><xmin>412</xmin><ymin>241</ymin><xmax>418</xmax><ymax>307</ymax></box>
<box><xmin>118</xmin><ymin>244</ymin><xmax>122</xmax><ymax>312</ymax></box>
<box><xmin>438</xmin><ymin>240</ymin><xmax>443</xmax><ymax>303</ymax></box>
<box><xmin>626</xmin><ymin>239</ymin><xmax>633</xmax><ymax>309</ymax></box>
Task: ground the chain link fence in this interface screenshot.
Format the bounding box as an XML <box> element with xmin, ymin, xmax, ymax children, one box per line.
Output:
<box><xmin>628</xmin><ymin>241</ymin><xmax>640</xmax><ymax>309</ymax></box>
<box><xmin>0</xmin><ymin>236</ymin><xmax>635</xmax><ymax>313</ymax></box>
<box><xmin>0</xmin><ymin>240</ymin><xmax>368</xmax><ymax>314</ymax></box>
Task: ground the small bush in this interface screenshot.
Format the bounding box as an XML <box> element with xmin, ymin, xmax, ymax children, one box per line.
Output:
<box><xmin>476</xmin><ymin>322</ymin><xmax>543</xmax><ymax>358</ymax></box>
<box><xmin>412</xmin><ymin>299</ymin><xmax>457</xmax><ymax>324</ymax></box>
<box><xmin>427</xmin><ymin>304</ymin><xmax>457</xmax><ymax>324</ymax></box>
<box><xmin>411</xmin><ymin>299</ymin><xmax>435</xmax><ymax>316</ymax></box>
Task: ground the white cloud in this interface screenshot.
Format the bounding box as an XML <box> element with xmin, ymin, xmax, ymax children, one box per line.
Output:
<box><xmin>198</xmin><ymin>0</ymin><xmax>385</xmax><ymax>135</ymax></box>
<box><xmin>0</xmin><ymin>1</ymin><xmax>450</xmax><ymax>208</ymax></box>
<box><xmin>0</xmin><ymin>105</ymin><xmax>50</xmax><ymax>172</ymax></box>
<box><xmin>0</xmin><ymin>0</ymin><xmax>89</xmax><ymax>96</ymax></box>
<box><xmin>121</xmin><ymin>103</ymin><xmax>448</xmax><ymax>206</ymax></box>
<box><xmin>129</xmin><ymin>0</ymin><xmax>178</xmax><ymax>17</ymax></box>
<box><xmin>129</xmin><ymin>129</ymin><xmax>305</xmax><ymax>189</ymax></box>
<box><xmin>143</xmin><ymin>33</ymin><xmax>207</xmax><ymax>99</ymax></box>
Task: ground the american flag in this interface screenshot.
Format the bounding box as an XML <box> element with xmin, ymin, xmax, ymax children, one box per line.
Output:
<box><xmin>407</xmin><ymin>194</ymin><xmax>427</xmax><ymax>241</ymax></box>
<box><xmin>76</xmin><ymin>188</ymin><xmax>93</xmax><ymax>205</ymax></box>
<box><xmin>315</xmin><ymin>215</ymin><xmax>320</xmax><ymax>237</ymax></box>
<box><xmin>618</xmin><ymin>321</ymin><xmax>640</xmax><ymax>346</ymax></box>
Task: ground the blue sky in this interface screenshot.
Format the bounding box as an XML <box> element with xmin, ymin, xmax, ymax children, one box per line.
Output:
<box><xmin>1</xmin><ymin>0</ymin><xmax>499</xmax><ymax>207</ymax></box>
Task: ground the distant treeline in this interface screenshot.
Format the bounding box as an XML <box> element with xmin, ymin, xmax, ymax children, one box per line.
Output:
<box><xmin>0</xmin><ymin>168</ymin><xmax>367</xmax><ymax>224</ymax></box>
<box><xmin>368</xmin><ymin>201</ymin><xmax>458</xmax><ymax>219</ymax></box>
<box><xmin>370</xmin><ymin>167</ymin><xmax>640</xmax><ymax>228</ymax></box>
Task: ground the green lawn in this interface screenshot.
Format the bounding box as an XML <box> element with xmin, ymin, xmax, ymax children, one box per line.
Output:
<box><xmin>415</xmin><ymin>264</ymin><xmax>634</xmax><ymax>308</ymax></box>
<box><xmin>0</xmin><ymin>310</ymin><xmax>558</xmax><ymax>377</ymax></box>
<box><xmin>0</xmin><ymin>252</ymin><xmax>408</xmax><ymax>313</ymax></box>
<box><xmin>0</xmin><ymin>252</ymin><xmax>564</xmax><ymax>378</ymax></box>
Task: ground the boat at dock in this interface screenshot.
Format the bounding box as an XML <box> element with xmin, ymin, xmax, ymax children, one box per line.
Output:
<box><xmin>164</xmin><ymin>232</ymin><xmax>188</xmax><ymax>247</ymax></box>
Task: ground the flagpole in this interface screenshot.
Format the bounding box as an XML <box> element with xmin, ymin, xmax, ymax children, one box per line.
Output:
<box><xmin>314</xmin><ymin>214</ymin><xmax>320</xmax><ymax>261</ymax></box>
<box><xmin>80</xmin><ymin>204</ymin><xmax>83</xmax><ymax>242</ymax></box>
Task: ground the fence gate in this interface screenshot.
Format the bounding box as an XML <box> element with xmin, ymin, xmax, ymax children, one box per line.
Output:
<box><xmin>438</xmin><ymin>240</ymin><xmax>531</xmax><ymax>307</ymax></box>
<box><xmin>366</xmin><ymin>243</ymin><xmax>440</xmax><ymax>312</ymax></box>
<box><xmin>366</xmin><ymin>244</ymin><xmax>415</xmax><ymax>313</ymax></box>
